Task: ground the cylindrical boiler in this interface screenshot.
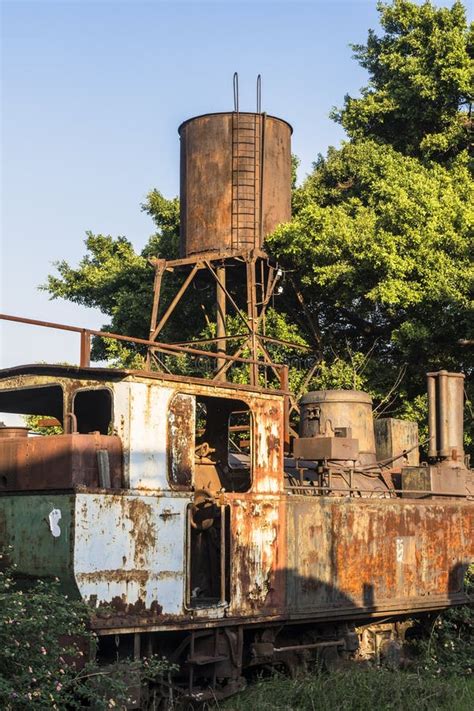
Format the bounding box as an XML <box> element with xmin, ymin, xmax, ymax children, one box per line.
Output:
<box><xmin>299</xmin><ymin>390</ymin><xmax>377</xmax><ymax>465</ymax></box>
<box><xmin>178</xmin><ymin>112</ymin><xmax>292</xmax><ymax>258</ymax></box>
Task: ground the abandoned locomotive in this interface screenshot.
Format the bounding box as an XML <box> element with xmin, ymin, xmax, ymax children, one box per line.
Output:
<box><xmin>0</xmin><ymin>93</ymin><xmax>472</xmax><ymax>705</ymax></box>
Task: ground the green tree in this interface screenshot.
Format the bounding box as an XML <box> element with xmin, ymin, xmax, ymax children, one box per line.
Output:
<box><xmin>42</xmin><ymin>191</ymin><xmax>206</xmax><ymax>365</ymax></box>
<box><xmin>268</xmin><ymin>140</ymin><xmax>473</xmax><ymax>402</ymax></box>
<box><xmin>43</xmin><ymin>0</ymin><xmax>473</xmax><ymax>444</ymax></box>
<box><xmin>332</xmin><ymin>0</ymin><xmax>473</xmax><ymax>162</ymax></box>
<box><xmin>266</xmin><ymin>0</ymin><xmax>473</xmax><ymax>437</ymax></box>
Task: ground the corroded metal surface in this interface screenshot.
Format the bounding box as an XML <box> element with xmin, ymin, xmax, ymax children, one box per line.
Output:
<box><xmin>286</xmin><ymin>497</ymin><xmax>473</xmax><ymax>616</ymax></box>
<box><xmin>374</xmin><ymin>418</ymin><xmax>419</xmax><ymax>467</ymax></box>
<box><xmin>74</xmin><ymin>493</ymin><xmax>186</xmax><ymax>616</ymax></box>
<box><xmin>0</xmin><ymin>367</ymin><xmax>472</xmax><ymax>642</ymax></box>
<box><xmin>427</xmin><ymin>371</ymin><xmax>465</xmax><ymax>461</ymax></box>
<box><xmin>299</xmin><ymin>390</ymin><xmax>377</xmax><ymax>465</ymax></box>
<box><xmin>179</xmin><ymin>112</ymin><xmax>292</xmax><ymax>257</ymax></box>
<box><xmin>0</xmin><ymin>433</ymin><xmax>122</xmax><ymax>490</ymax></box>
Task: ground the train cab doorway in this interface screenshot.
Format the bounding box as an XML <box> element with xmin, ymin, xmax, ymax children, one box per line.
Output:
<box><xmin>168</xmin><ymin>392</ymin><xmax>252</xmax><ymax>609</ymax></box>
<box><xmin>187</xmin><ymin>500</ymin><xmax>230</xmax><ymax>609</ymax></box>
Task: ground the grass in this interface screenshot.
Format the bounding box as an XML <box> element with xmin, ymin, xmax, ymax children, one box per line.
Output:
<box><xmin>221</xmin><ymin>667</ymin><xmax>474</xmax><ymax>711</ymax></box>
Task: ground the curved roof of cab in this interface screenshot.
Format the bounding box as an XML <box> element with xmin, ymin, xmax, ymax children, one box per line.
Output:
<box><xmin>0</xmin><ymin>363</ymin><xmax>287</xmax><ymax>396</ymax></box>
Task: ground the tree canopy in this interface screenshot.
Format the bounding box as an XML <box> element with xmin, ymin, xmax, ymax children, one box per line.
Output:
<box><xmin>332</xmin><ymin>0</ymin><xmax>473</xmax><ymax>161</ymax></box>
<box><xmin>43</xmin><ymin>0</ymin><xmax>473</xmax><ymax>442</ymax></box>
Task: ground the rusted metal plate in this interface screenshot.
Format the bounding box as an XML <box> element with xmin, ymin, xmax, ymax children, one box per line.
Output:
<box><xmin>0</xmin><ymin>433</ymin><xmax>122</xmax><ymax>491</ymax></box>
<box><xmin>227</xmin><ymin>396</ymin><xmax>286</xmax><ymax>616</ymax></box>
<box><xmin>168</xmin><ymin>393</ymin><xmax>195</xmax><ymax>489</ymax></box>
<box><xmin>113</xmin><ymin>381</ymin><xmax>174</xmax><ymax>490</ymax></box>
<box><xmin>74</xmin><ymin>493</ymin><xmax>187</xmax><ymax>616</ymax></box>
<box><xmin>375</xmin><ymin>418</ymin><xmax>419</xmax><ymax>466</ymax></box>
<box><xmin>229</xmin><ymin>494</ymin><xmax>286</xmax><ymax>617</ymax></box>
<box><xmin>252</xmin><ymin>398</ymin><xmax>283</xmax><ymax>494</ymax></box>
<box><xmin>286</xmin><ymin>497</ymin><xmax>474</xmax><ymax>616</ymax></box>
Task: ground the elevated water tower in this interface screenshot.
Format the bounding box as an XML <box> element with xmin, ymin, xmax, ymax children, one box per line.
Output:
<box><xmin>179</xmin><ymin>110</ymin><xmax>292</xmax><ymax>257</ymax></box>
<box><xmin>147</xmin><ymin>75</ymin><xmax>297</xmax><ymax>387</ymax></box>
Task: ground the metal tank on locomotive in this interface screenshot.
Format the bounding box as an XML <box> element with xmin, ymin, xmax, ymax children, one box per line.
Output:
<box><xmin>0</xmin><ymin>78</ymin><xmax>472</xmax><ymax>705</ymax></box>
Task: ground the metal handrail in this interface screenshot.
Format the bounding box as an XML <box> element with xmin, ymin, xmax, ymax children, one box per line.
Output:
<box><xmin>0</xmin><ymin>312</ymin><xmax>289</xmax><ymax>387</ymax></box>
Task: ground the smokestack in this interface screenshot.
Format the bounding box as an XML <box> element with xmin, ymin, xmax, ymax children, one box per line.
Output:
<box><xmin>427</xmin><ymin>371</ymin><xmax>465</xmax><ymax>463</ymax></box>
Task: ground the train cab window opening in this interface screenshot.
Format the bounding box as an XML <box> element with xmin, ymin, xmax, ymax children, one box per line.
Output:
<box><xmin>72</xmin><ymin>388</ymin><xmax>112</xmax><ymax>435</ymax></box>
<box><xmin>194</xmin><ymin>396</ymin><xmax>252</xmax><ymax>493</ymax></box>
<box><xmin>0</xmin><ymin>385</ymin><xmax>64</xmax><ymax>432</ymax></box>
<box><xmin>167</xmin><ymin>392</ymin><xmax>252</xmax><ymax>492</ymax></box>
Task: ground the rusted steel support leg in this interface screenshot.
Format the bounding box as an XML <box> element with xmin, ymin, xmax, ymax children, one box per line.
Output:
<box><xmin>150</xmin><ymin>263</ymin><xmax>200</xmax><ymax>340</ymax></box>
<box><xmin>79</xmin><ymin>330</ymin><xmax>91</xmax><ymax>367</ymax></box>
<box><xmin>279</xmin><ymin>365</ymin><xmax>290</xmax><ymax>453</ymax></box>
<box><xmin>246</xmin><ymin>259</ymin><xmax>258</xmax><ymax>386</ymax></box>
<box><xmin>147</xmin><ymin>259</ymin><xmax>166</xmax><ymax>368</ymax></box>
<box><xmin>205</xmin><ymin>261</ymin><xmax>251</xmax><ymax>335</ymax></box>
<box><xmin>255</xmin><ymin>264</ymin><xmax>278</xmax><ymax>330</ymax></box>
<box><xmin>216</xmin><ymin>265</ymin><xmax>227</xmax><ymax>381</ymax></box>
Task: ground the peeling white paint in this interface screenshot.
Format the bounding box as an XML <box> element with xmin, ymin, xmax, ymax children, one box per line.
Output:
<box><xmin>74</xmin><ymin>493</ymin><xmax>188</xmax><ymax>614</ymax></box>
<box><xmin>112</xmin><ymin>382</ymin><xmax>173</xmax><ymax>490</ymax></box>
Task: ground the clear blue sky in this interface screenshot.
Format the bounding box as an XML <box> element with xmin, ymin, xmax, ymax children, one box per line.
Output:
<box><xmin>0</xmin><ymin>0</ymin><xmax>463</xmax><ymax>369</ymax></box>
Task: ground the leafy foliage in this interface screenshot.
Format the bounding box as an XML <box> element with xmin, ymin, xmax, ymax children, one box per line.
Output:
<box><xmin>332</xmin><ymin>0</ymin><xmax>473</xmax><ymax>162</ymax></box>
<box><xmin>417</xmin><ymin>564</ymin><xmax>474</xmax><ymax>676</ymax></box>
<box><xmin>267</xmin><ymin>140</ymin><xmax>473</xmax><ymax>412</ymax></box>
<box><xmin>222</xmin><ymin>668</ymin><xmax>473</xmax><ymax>711</ymax></box>
<box><xmin>22</xmin><ymin>415</ymin><xmax>63</xmax><ymax>436</ymax></box>
<box><xmin>0</xmin><ymin>552</ymin><xmax>173</xmax><ymax>709</ymax></box>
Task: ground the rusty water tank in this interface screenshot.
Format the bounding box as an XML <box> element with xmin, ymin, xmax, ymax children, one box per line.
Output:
<box><xmin>178</xmin><ymin>112</ymin><xmax>292</xmax><ymax>258</ymax></box>
<box><xmin>299</xmin><ymin>390</ymin><xmax>377</xmax><ymax>465</ymax></box>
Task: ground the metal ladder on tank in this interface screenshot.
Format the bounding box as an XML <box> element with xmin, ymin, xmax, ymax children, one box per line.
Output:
<box><xmin>231</xmin><ymin>74</ymin><xmax>262</xmax><ymax>252</ymax></box>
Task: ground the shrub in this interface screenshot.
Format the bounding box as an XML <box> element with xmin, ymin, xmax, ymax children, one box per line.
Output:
<box><xmin>0</xmin><ymin>552</ymin><xmax>171</xmax><ymax>709</ymax></box>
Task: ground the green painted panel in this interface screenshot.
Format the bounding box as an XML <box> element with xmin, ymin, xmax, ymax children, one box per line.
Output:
<box><xmin>0</xmin><ymin>494</ymin><xmax>78</xmax><ymax>595</ymax></box>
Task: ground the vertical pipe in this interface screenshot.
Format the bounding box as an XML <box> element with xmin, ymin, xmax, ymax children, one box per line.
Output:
<box><xmin>279</xmin><ymin>365</ymin><xmax>290</xmax><ymax>454</ymax></box>
<box><xmin>133</xmin><ymin>633</ymin><xmax>141</xmax><ymax>661</ymax></box>
<box><xmin>259</xmin><ymin>113</ymin><xmax>266</xmax><ymax>247</ymax></box>
<box><xmin>186</xmin><ymin>508</ymin><xmax>191</xmax><ymax>608</ymax></box>
<box><xmin>79</xmin><ymin>331</ymin><xmax>91</xmax><ymax>367</ymax></box>
<box><xmin>438</xmin><ymin>370</ymin><xmax>449</xmax><ymax>458</ymax></box>
<box><xmin>216</xmin><ymin>266</ymin><xmax>227</xmax><ymax>381</ymax></box>
<box><xmin>220</xmin><ymin>505</ymin><xmax>226</xmax><ymax>605</ymax></box>
<box><xmin>246</xmin><ymin>259</ymin><xmax>258</xmax><ymax>386</ymax></box>
<box><xmin>427</xmin><ymin>374</ymin><xmax>437</xmax><ymax>459</ymax></box>
<box><xmin>445</xmin><ymin>373</ymin><xmax>465</xmax><ymax>461</ymax></box>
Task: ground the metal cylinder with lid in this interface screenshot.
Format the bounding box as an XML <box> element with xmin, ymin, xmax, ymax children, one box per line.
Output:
<box><xmin>299</xmin><ymin>390</ymin><xmax>377</xmax><ymax>465</ymax></box>
<box><xmin>178</xmin><ymin>112</ymin><xmax>292</xmax><ymax>258</ymax></box>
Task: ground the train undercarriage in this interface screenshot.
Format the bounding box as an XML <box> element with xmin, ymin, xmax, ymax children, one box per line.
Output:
<box><xmin>92</xmin><ymin>613</ymin><xmax>436</xmax><ymax>708</ymax></box>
